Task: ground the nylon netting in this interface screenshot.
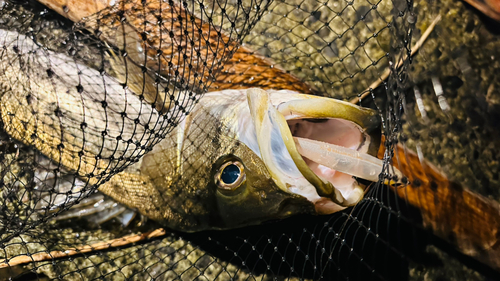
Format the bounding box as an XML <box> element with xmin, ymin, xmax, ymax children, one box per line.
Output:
<box><xmin>0</xmin><ymin>0</ymin><xmax>499</xmax><ymax>280</ymax></box>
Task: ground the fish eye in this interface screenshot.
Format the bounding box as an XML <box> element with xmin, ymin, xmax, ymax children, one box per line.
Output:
<box><xmin>215</xmin><ymin>161</ymin><xmax>246</xmax><ymax>190</ymax></box>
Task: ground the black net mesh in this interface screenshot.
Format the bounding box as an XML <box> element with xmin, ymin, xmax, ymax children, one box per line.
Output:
<box><xmin>0</xmin><ymin>0</ymin><xmax>499</xmax><ymax>280</ymax></box>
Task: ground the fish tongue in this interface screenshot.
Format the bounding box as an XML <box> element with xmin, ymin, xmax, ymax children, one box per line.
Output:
<box><xmin>293</xmin><ymin>137</ymin><xmax>404</xmax><ymax>183</ymax></box>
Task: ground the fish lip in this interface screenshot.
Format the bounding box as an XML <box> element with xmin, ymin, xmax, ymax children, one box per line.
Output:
<box><xmin>247</xmin><ymin>88</ymin><xmax>380</xmax><ymax>209</ymax></box>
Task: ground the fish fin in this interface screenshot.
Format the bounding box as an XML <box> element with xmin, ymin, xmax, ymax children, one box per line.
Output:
<box><xmin>33</xmin><ymin>153</ymin><xmax>137</xmax><ymax>226</ymax></box>
<box><xmin>55</xmin><ymin>195</ymin><xmax>132</xmax><ymax>226</ymax></box>
<box><xmin>175</xmin><ymin>113</ymin><xmax>194</xmax><ymax>174</ymax></box>
<box><xmin>33</xmin><ymin>154</ymin><xmax>94</xmax><ymax>212</ymax></box>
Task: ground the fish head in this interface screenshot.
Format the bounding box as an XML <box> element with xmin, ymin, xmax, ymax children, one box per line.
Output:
<box><xmin>244</xmin><ymin>88</ymin><xmax>382</xmax><ymax>215</ymax></box>
<box><xmin>139</xmin><ymin>89</ymin><xmax>316</xmax><ymax>231</ymax></box>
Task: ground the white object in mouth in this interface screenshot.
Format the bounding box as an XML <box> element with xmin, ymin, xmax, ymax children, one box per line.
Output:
<box><xmin>294</xmin><ymin>136</ymin><xmax>399</xmax><ymax>183</ymax></box>
<box><xmin>286</xmin><ymin>118</ymin><xmax>368</xmax><ymax>206</ymax></box>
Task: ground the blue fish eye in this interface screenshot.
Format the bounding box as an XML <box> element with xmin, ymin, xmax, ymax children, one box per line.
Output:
<box><xmin>220</xmin><ymin>164</ymin><xmax>241</xmax><ymax>184</ymax></box>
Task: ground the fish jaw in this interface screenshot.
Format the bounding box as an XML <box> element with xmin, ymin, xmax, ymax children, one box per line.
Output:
<box><xmin>246</xmin><ymin>88</ymin><xmax>392</xmax><ymax>213</ymax></box>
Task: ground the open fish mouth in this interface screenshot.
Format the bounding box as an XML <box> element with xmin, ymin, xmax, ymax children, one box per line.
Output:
<box><xmin>247</xmin><ymin>88</ymin><xmax>403</xmax><ymax>214</ymax></box>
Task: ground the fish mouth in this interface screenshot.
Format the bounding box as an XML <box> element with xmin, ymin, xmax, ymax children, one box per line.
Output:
<box><xmin>247</xmin><ymin>88</ymin><xmax>402</xmax><ymax>214</ymax></box>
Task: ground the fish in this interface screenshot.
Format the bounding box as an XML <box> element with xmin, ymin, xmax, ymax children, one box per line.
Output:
<box><xmin>0</xmin><ymin>27</ymin><xmax>392</xmax><ymax>232</ymax></box>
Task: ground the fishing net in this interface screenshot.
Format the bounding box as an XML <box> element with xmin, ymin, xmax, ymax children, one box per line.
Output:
<box><xmin>0</xmin><ymin>0</ymin><xmax>499</xmax><ymax>279</ymax></box>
